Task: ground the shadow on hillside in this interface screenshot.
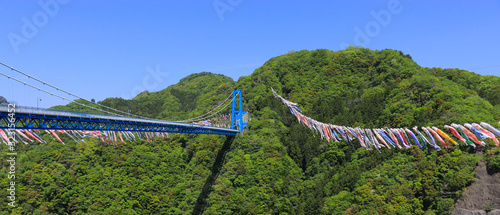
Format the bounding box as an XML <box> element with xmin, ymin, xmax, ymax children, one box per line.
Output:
<box><xmin>192</xmin><ymin>135</ymin><xmax>236</xmax><ymax>215</ymax></box>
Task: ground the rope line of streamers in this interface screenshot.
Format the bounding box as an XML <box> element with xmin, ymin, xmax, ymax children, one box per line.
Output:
<box><xmin>0</xmin><ymin>128</ymin><xmax>170</xmax><ymax>148</ymax></box>
<box><xmin>271</xmin><ymin>88</ymin><xmax>500</xmax><ymax>152</ymax></box>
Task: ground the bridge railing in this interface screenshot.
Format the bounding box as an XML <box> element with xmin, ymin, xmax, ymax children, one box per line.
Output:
<box><xmin>0</xmin><ymin>105</ymin><xmax>237</xmax><ymax>131</ymax></box>
<box><xmin>0</xmin><ymin>104</ymin><xmax>107</xmax><ymax>118</ymax></box>
<box><xmin>0</xmin><ymin>104</ymin><xmax>148</xmax><ymax>120</ymax></box>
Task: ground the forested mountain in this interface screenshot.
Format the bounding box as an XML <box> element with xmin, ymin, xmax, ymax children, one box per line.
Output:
<box><xmin>0</xmin><ymin>96</ymin><xmax>8</xmax><ymax>105</ymax></box>
<box><xmin>1</xmin><ymin>47</ymin><xmax>499</xmax><ymax>214</ymax></box>
<box><xmin>50</xmin><ymin>72</ymin><xmax>236</xmax><ymax>120</ymax></box>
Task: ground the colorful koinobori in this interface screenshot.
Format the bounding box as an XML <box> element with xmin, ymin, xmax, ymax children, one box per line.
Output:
<box><xmin>271</xmin><ymin>88</ymin><xmax>500</xmax><ymax>152</ymax></box>
<box><xmin>0</xmin><ymin>129</ymin><xmax>170</xmax><ymax>148</ymax></box>
<box><xmin>192</xmin><ymin>114</ymin><xmax>232</xmax><ymax>128</ymax></box>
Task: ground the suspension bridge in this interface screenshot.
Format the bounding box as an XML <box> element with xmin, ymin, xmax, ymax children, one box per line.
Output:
<box><xmin>0</xmin><ymin>62</ymin><xmax>247</xmax><ymax>142</ymax></box>
<box><xmin>0</xmin><ymin>62</ymin><xmax>249</xmax><ymax>214</ymax></box>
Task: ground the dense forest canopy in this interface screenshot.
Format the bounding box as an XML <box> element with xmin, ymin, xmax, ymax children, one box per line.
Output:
<box><xmin>1</xmin><ymin>47</ymin><xmax>500</xmax><ymax>214</ymax></box>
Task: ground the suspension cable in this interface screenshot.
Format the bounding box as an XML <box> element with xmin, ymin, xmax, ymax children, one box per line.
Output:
<box><xmin>2</xmin><ymin>70</ymin><xmax>238</xmax><ymax>126</ymax></box>
<box><xmin>1</xmin><ymin>61</ymin><xmax>239</xmax><ymax>125</ymax></box>
<box><xmin>177</xmin><ymin>92</ymin><xmax>234</xmax><ymax>122</ymax></box>
<box><xmin>191</xmin><ymin>96</ymin><xmax>234</xmax><ymax>123</ymax></box>
<box><xmin>0</xmin><ymin>61</ymin><xmax>147</xmax><ymax>119</ymax></box>
<box><xmin>0</xmin><ymin>71</ymin><xmax>126</xmax><ymax>117</ymax></box>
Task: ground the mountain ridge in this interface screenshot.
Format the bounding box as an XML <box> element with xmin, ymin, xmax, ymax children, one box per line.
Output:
<box><xmin>2</xmin><ymin>47</ymin><xmax>499</xmax><ymax>214</ymax></box>
<box><xmin>92</xmin><ymin>47</ymin><xmax>500</xmax><ymax>213</ymax></box>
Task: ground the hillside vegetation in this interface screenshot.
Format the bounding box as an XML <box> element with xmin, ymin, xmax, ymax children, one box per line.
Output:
<box><xmin>1</xmin><ymin>47</ymin><xmax>500</xmax><ymax>214</ymax></box>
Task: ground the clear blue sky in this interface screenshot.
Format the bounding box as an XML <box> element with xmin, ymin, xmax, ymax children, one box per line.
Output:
<box><xmin>1</xmin><ymin>0</ymin><xmax>499</xmax><ymax>108</ymax></box>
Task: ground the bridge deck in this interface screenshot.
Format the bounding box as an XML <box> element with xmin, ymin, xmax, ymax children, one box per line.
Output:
<box><xmin>0</xmin><ymin>105</ymin><xmax>239</xmax><ymax>135</ymax></box>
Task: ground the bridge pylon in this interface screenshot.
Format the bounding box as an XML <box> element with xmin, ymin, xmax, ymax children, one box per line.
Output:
<box><xmin>231</xmin><ymin>89</ymin><xmax>244</xmax><ymax>132</ymax></box>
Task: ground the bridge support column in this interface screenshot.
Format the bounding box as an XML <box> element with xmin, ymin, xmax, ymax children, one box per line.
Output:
<box><xmin>231</xmin><ymin>88</ymin><xmax>243</xmax><ymax>132</ymax></box>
